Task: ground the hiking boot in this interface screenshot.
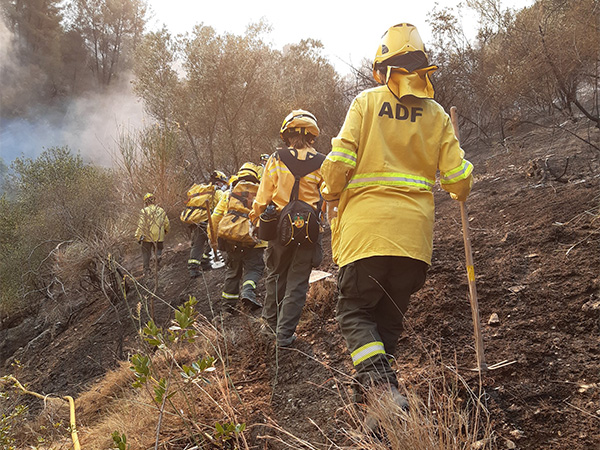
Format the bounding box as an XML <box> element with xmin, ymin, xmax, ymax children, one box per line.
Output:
<box><xmin>389</xmin><ymin>385</ymin><xmax>409</xmax><ymax>411</ymax></box>
<box><xmin>241</xmin><ymin>296</ymin><xmax>263</xmax><ymax>310</ymax></box>
<box><xmin>351</xmin><ymin>382</ymin><xmax>366</xmax><ymax>404</ymax></box>
<box><xmin>277</xmin><ymin>334</ymin><xmax>297</xmax><ymax>348</ymax></box>
<box><xmin>363</xmin><ymin>384</ymin><xmax>409</xmax><ymax>434</ymax></box>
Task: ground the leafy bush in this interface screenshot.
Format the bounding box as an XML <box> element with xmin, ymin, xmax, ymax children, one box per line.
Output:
<box><xmin>0</xmin><ymin>147</ymin><xmax>122</xmax><ymax>318</ymax></box>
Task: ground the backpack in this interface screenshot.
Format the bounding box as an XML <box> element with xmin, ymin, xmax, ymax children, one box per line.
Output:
<box><xmin>217</xmin><ymin>180</ymin><xmax>258</xmax><ymax>246</ymax></box>
<box><xmin>180</xmin><ymin>183</ymin><xmax>216</xmax><ymax>224</ymax></box>
<box><xmin>277</xmin><ymin>148</ymin><xmax>325</xmax><ymax>247</ymax></box>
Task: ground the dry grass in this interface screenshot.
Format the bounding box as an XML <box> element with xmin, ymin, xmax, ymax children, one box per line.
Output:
<box><xmin>53</xmin><ymin>217</ymin><xmax>132</xmax><ymax>288</ymax></box>
<box><xmin>254</xmin><ymin>354</ymin><xmax>494</xmax><ymax>450</ymax></box>
<box><xmin>76</xmin><ymin>317</ymin><xmax>254</xmax><ymax>450</ymax></box>
<box><xmin>75</xmin><ymin>360</ymin><xmax>136</xmax><ymax>426</ymax></box>
<box><xmin>356</xmin><ymin>373</ymin><xmax>493</xmax><ymax>449</ymax></box>
<box><xmin>305</xmin><ymin>276</ymin><xmax>337</xmax><ymax>319</ymax></box>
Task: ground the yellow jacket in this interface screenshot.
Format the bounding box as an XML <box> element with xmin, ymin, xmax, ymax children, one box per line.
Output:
<box><xmin>214</xmin><ymin>188</ymin><xmax>225</xmax><ymax>206</ymax></box>
<box><xmin>212</xmin><ymin>191</ymin><xmax>229</xmax><ymax>229</ymax></box>
<box><xmin>322</xmin><ymin>78</ymin><xmax>473</xmax><ymax>267</ymax></box>
<box><xmin>212</xmin><ymin>191</ymin><xmax>267</xmax><ymax>248</ymax></box>
<box><xmin>135</xmin><ymin>204</ymin><xmax>170</xmax><ymax>243</ymax></box>
<box><xmin>249</xmin><ymin>147</ymin><xmax>324</xmax><ymax>224</ymax></box>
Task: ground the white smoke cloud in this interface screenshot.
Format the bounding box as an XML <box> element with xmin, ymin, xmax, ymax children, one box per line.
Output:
<box><xmin>0</xmin><ymin>17</ymin><xmax>146</xmax><ymax>168</ymax></box>
<box><xmin>0</xmin><ymin>77</ymin><xmax>146</xmax><ymax>167</ymax></box>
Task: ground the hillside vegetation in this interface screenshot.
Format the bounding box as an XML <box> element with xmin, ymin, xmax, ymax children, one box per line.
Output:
<box><xmin>0</xmin><ymin>0</ymin><xmax>599</xmax><ymax>449</ymax></box>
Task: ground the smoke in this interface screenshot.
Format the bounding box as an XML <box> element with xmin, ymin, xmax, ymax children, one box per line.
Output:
<box><xmin>0</xmin><ymin>81</ymin><xmax>146</xmax><ymax>168</ymax></box>
<box><xmin>0</xmin><ymin>18</ymin><xmax>146</xmax><ymax>168</ymax></box>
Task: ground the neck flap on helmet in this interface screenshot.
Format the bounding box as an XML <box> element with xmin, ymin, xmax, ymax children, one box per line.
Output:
<box><xmin>382</xmin><ymin>63</ymin><xmax>438</xmax><ymax>103</ymax></box>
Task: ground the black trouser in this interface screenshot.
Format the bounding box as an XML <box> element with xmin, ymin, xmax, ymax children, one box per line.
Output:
<box><xmin>312</xmin><ymin>233</ymin><xmax>323</xmax><ymax>268</ymax></box>
<box><xmin>221</xmin><ymin>244</ymin><xmax>265</xmax><ymax>306</ymax></box>
<box><xmin>336</xmin><ymin>256</ymin><xmax>428</xmax><ymax>388</ymax></box>
<box><xmin>141</xmin><ymin>241</ymin><xmax>164</xmax><ymax>272</ymax></box>
<box><xmin>188</xmin><ymin>223</ymin><xmax>210</xmax><ymax>273</ymax></box>
<box><xmin>262</xmin><ymin>239</ymin><xmax>315</xmax><ymax>344</ymax></box>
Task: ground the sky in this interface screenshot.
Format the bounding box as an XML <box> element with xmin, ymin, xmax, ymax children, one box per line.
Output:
<box><xmin>146</xmin><ymin>0</ymin><xmax>534</xmax><ymax>75</ymax></box>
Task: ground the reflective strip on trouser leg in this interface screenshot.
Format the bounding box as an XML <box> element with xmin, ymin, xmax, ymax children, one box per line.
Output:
<box><xmin>241</xmin><ymin>280</ymin><xmax>258</xmax><ymax>302</ymax></box>
<box><xmin>351</xmin><ymin>341</ymin><xmax>386</xmax><ymax>366</ymax></box>
<box><xmin>188</xmin><ymin>259</ymin><xmax>202</xmax><ymax>266</ymax></box>
<box><xmin>241</xmin><ymin>247</ymin><xmax>266</xmax><ymax>302</ymax></box>
<box><xmin>222</xmin><ymin>292</ymin><xmax>239</xmax><ymax>300</ymax></box>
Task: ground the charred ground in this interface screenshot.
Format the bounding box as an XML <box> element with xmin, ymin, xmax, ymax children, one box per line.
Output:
<box><xmin>1</xmin><ymin>124</ymin><xmax>599</xmax><ymax>449</ymax></box>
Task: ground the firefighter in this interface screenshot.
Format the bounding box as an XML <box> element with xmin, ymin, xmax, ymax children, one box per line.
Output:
<box><xmin>182</xmin><ymin>170</ymin><xmax>228</xmax><ymax>277</ymax></box>
<box><xmin>249</xmin><ymin>110</ymin><xmax>325</xmax><ymax>347</ymax></box>
<box><xmin>212</xmin><ymin>162</ymin><xmax>266</xmax><ymax>312</ymax></box>
<box><xmin>135</xmin><ymin>193</ymin><xmax>170</xmax><ymax>276</ymax></box>
<box><xmin>321</xmin><ymin>23</ymin><xmax>474</xmax><ymax>422</ymax></box>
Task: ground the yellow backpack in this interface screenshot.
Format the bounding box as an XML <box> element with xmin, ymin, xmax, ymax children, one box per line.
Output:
<box><xmin>180</xmin><ymin>183</ymin><xmax>216</xmax><ymax>224</ymax></box>
<box><xmin>217</xmin><ymin>180</ymin><xmax>258</xmax><ymax>246</ymax></box>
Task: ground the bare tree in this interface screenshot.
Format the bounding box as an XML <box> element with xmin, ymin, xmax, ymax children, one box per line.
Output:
<box><xmin>71</xmin><ymin>0</ymin><xmax>147</xmax><ymax>87</ymax></box>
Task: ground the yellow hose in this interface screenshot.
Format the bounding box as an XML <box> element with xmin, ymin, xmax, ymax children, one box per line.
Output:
<box><xmin>1</xmin><ymin>375</ymin><xmax>81</xmax><ymax>450</ymax></box>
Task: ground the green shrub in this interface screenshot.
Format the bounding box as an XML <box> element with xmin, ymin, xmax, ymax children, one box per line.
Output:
<box><xmin>1</xmin><ymin>147</ymin><xmax>122</xmax><ymax>318</ymax></box>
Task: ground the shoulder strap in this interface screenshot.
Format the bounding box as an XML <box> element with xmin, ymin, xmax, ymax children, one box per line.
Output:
<box><xmin>277</xmin><ymin>148</ymin><xmax>325</xmax><ymax>202</ymax></box>
<box><xmin>277</xmin><ymin>148</ymin><xmax>325</xmax><ymax>178</ymax></box>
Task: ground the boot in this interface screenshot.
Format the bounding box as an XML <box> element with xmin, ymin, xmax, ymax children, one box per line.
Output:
<box><xmin>241</xmin><ymin>294</ymin><xmax>263</xmax><ymax>310</ymax></box>
<box><xmin>277</xmin><ymin>334</ymin><xmax>297</xmax><ymax>348</ymax></box>
<box><xmin>363</xmin><ymin>384</ymin><xmax>409</xmax><ymax>434</ymax></box>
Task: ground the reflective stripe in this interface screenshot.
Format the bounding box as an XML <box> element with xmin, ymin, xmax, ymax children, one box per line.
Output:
<box><xmin>188</xmin><ymin>259</ymin><xmax>202</xmax><ymax>266</ymax></box>
<box><xmin>351</xmin><ymin>341</ymin><xmax>386</xmax><ymax>366</ymax></box>
<box><xmin>222</xmin><ymin>292</ymin><xmax>239</xmax><ymax>300</ymax></box>
<box><xmin>242</xmin><ymin>280</ymin><xmax>256</xmax><ymax>288</ymax></box>
<box><xmin>348</xmin><ymin>172</ymin><xmax>434</xmax><ymax>190</ymax></box>
<box><xmin>441</xmin><ymin>160</ymin><xmax>473</xmax><ymax>184</ymax></box>
<box><xmin>327</xmin><ymin>147</ymin><xmax>357</xmax><ymax>167</ymax></box>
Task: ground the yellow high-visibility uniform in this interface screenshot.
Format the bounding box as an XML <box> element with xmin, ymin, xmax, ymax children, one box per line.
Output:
<box><xmin>212</xmin><ymin>191</ymin><xmax>266</xmax><ymax>309</ymax></box>
<box><xmin>135</xmin><ymin>204</ymin><xmax>170</xmax><ymax>242</ymax></box>
<box><xmin>323</xmin><ymin>68</ymin><xmax>474</xmax><ymax>390</ymax></box>
<box><xmin>249</xmin><ymin>147</ymin><xmax>323</xmax><ymax>223</ymax></box>
<box><xmin>250</xmin><ymin>146</ymin><xmax>324</xmax><ymax>347</ymax></box>
<box><xmin>322</xmin><ymin>71</ymin><xmax>473</xmax><ymax>268</ymax></box>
